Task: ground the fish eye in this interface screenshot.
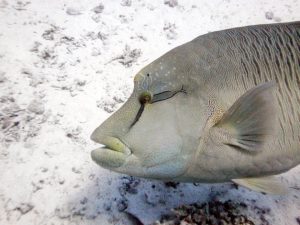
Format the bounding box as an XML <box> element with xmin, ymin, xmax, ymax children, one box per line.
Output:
<box><xmin>139</xmin><ymin>91</ymin><xmax>153</xmax><ymax>104</ymax></box>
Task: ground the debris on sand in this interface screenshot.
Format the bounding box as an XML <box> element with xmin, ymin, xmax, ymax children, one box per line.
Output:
<box><xmin>163</xmin><ymin>22</ymin><xmax>177</xmax><ymax>40</ymax></box>
<box><xmin>92</xmin><ymin>3</ymin><xmax>104</xmax><ymax>14</ymax></box>
<box><xmin>109</xmin><ymin>45</ymin><xmax>141</xmax><ymax>67</ymax></box>
<box><xmin>0</xmin><ymin>96</ymin><xmax>48</xmax><ymax>146</ymax></box>
<box><xmin>118</xmin><ymin>176</ymin><xmax>141</xmax><ymax>196</ymax></box>
<box><xmin>97</xmin><ymin>31</ymin><xmax>108</xmax><ymax>41</ymax></box>
<box><xmin>265</xmin><ymin>11</ymin><xmax>274</xmax><ymax>20</ymax></box>
<box><xmin>265</xmin><ymin>11</ymin><xmax>281</xmax><ymax>22</ymax></box>
<box><xmin>42</xmin><ymin>26</ymin><xmax>59</xmax><ymax>41</ymax></box>
<box><xmin>13</xmin><ymin>1</ymin><xmax>30</xmax><ymax>11</ymax></box>
<box><xmin>164</xmin><ymin>181</ymin><xmax>180</xmax><ymax>189</ymax></box>
<box><xmin>15</xmin><ymin>203</ymin><xmax>34</xmax><ymax>215</ymax></box>
<box><xmin>121</xmin><ymin>0</ymin><xmax>132</xmax><ymax>7</ymax></box>
<box><xmin>65</xmin><ymin>126</ymin><xmax>86</xmax><ymax>144</ymax></box>
<box><xmin>66</xmin><ymin>7</ymin><xmax>82</xmax><ymax>16</ymax></box>
<box><xmin>296</xmin><ymin>217</ymin><xmax>300</xmax><ymax>225</ymax></box>
<box><xmin>27</xmin><ymin>99</ymin><xmax>45</xmax><ymax>115</ymax></box>
<box><xmin>164</xmin><ymin>0</ymin><xmax>178</xmax><ymax>8</ymax></box>
<box><xmin>96</xmin><ymin>98</ymin><xmax>118</xmax><ymax>113</ymax></box>
<box><xmin>116</xmin><ymin>198</ymin><xmax>128</xmax><ymax>212</ymax></box>
<box><xmin>0</xmin><ymin>71</ymin><xmax>6</xmax><ymax>83</ymax></box>
<box><xmin>30</xmin><ymin>41</ymin><xmax>41</xmax><ymax>53</ymax></box>
<box><xmin>156</xmin><ymin>200</ymin><xmax>258</xmax><ymax>225</ymax></box>
<box><xmin>0</xmin><ymin>0</ymin><xmax>7</xmax><ymax>9</ymax></box>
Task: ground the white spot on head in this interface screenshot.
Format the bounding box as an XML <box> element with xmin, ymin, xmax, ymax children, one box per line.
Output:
<box><xmin>160</xmin><ymin>66</ymin><xmax>163</xmax><ymax>70</ymax></box>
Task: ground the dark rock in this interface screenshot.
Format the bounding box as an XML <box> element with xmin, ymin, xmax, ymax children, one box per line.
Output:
<box><xmin>117</xmin><ymin>198</ymin><xmax>128</xmax><ymax>212</ymax></box>
<box><xmin>92</xmin><ymin>4</ymin><xmax>104</xmax><ymax>13</ymax></box>
<box><xmin>265</xmin><ymin>11</ymin><xmax>274</xmax><ymax>20</ymax></box>
<box><xmin>164</xmin><ymin>181</ymin><xmax>179</xmax><ymax>189</ymax></box>
<box><xmin>164</xmin><ymin>0</ymin><xmax>178</xmax><ymax>7</ymax></box>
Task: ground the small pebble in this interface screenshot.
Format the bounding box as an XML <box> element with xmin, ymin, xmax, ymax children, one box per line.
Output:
<box><xmin>66</xmin><ymin>7</ymin><xmax>82</xmax><ymax>15</ymax></box>
<box><xmin>15</xmin><ymin>203</ymin><xmax>34</xmax><ymax>214</ymax></box>
<box><xmin>121</xmin><ymin>0</ymin><xmax>131</xmax><ymax>7</ymax></box>
<box><xmin>27</xmin><ymin>99</ymin><xmax>45</xmax><ymax>115</ymax></box>
<box><xmin>164</xmin><ymin>0</ymin><xmax>178</xmax><ymax>7</ymax></box>
<box><xmin>265</xmin><ymin>11</ymin><xmax>274</xmax><ymax>20</ymax></box>
<box><xmin>92</xmin><ymin>4</ymin><xmax>104</xmax><ymax>13</ymax></box>
<box><xmin>0</xmin><ymin>71</ymin><xmax>6</xmax><ymax>83</ymax></box>
<box><xmin>116</xmin><ymin>199</ymin><xmax>128</xmax><ymax>212</ymax></box>
<box><xmin>71</xmin><ymin>167</ymin><xmax>81</xmax><ymax>174</ymax></box>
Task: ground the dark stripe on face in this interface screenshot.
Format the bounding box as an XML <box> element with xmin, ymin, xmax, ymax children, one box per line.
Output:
<box><xmin>130</xmin><ymin>103</ymin><xmax>145</xmax><ymax>128</ymax></box>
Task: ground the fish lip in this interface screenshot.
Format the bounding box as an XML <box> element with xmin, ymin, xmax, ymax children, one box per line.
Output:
<box><xmin>90</xmin><ymin>134</ymin><xmax>131</xmax><ymax>156</ymax></box>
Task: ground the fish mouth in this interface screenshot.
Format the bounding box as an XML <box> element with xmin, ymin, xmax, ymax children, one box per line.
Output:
<box><xmin>90</xmin><ymin>135</ymin><xmax>131</xmax><ymax>168</ymax></box>
<box><xmin>91</xmin><ymin>135</ymin><xmax>131</xmax><ymax>155</ymax></box>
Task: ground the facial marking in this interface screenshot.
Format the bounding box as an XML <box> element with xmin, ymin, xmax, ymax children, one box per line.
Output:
<box><xmin>130</xmin><ymin>85</ymin><xmax>187</xmax><ymax>128</ymax></box>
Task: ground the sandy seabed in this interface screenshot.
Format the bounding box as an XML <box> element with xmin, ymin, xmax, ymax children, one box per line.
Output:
<box><xmin>0</xmin><ymin>0</ymin><xmax>300</xmax><ymax>224</ymax></box>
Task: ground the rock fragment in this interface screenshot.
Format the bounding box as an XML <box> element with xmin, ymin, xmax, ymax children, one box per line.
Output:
<box><xmin>66</xmin><ymin>7</ymin><xmax>82</xmax><ymax>16</ymax></box>
<box><xmin>265</xmin><ymin>11</ymin><xmax>274</xmax><ymax>20</ymax></box>
<box><xmin>121</xmin><ymin>0</ymin><xmax>132</xmax><ymax>7</ymax></box>
<box><xmin>115</xmin><ymin>45</ymin><xmax>142</xmax><ymax>67</ymax></box>
<box><xmin>0</xmin><ymin>71</ymin><xmax>6</xmax><ymax>83</ymax></box>
<box><xmin>92</xmin><ymin>4</ymin><xmax>104</xmax><ymax>13</ymax></box>
<box><xmin>163</xmin><ymin>22</ymin><xmax>177</xmax><ymax>40</ymax></box>
<box><xmin>27</xmin><ymin>99</ymin><xmax>45</xmax><ymax>115</ymax></box>
<box><xmin>164</xmin><ymin>0</ymin><xmax>178</xmax><ymax>7</ymax></box>
<box><xmin>42</xmin><ymin>28</ymin><xmax>57</xmax><ymax>41</ymax></box>
<box><xmin>116</xmin><ymin>198</ymin><xmax>128</xmax><ymax>212</ymax></box>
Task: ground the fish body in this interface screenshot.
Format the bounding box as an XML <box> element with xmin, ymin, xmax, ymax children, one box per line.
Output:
<box><xmin>91</xmin><ymin>22</ymin><xmax>300</xmax><ymax>193</ymax></box>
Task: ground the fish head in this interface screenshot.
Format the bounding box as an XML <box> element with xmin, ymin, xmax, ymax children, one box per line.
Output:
<box><xmin>91</xmin><ymin>50</ymin><xmax>206</xmax><ymax>180</ymax></box>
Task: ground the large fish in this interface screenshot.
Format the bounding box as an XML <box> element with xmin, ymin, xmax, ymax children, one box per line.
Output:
<box><xmin>91</xmin><ymin>22</ymin><xmax>300</xmax><ymax>194</ymax></box>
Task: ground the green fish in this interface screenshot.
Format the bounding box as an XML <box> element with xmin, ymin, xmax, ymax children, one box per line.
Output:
<box><xmin>91</xmin><ymin>22</ymin><xmax>300</xmax><ymax>194</ymax></box>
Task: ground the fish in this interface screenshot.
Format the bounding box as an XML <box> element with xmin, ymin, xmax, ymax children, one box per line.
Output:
<box><xmin>90</xmin><ymin>22</ymin><xmax>300</xmax><ymax>194</ymax></box>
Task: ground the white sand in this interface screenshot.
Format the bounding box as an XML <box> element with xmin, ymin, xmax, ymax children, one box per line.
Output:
<box><xmin>0</xmin><ymin>0</ymin><xmax>299</xmax><ymax>224</ymax></box>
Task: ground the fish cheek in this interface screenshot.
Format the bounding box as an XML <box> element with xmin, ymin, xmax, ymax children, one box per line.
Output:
<box><xmin>174</xmin><ymin>94</ymin><xmax>205</xmax><ymax>151</ymax></box>
<box><xmin>124</xmin><ymin>101</ymin><xmax>184</xmax><ymax>170</ymax></box>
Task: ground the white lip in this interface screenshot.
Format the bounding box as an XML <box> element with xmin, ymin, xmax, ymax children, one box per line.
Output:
<box><xmin>91</xmin><ymin>147</ymin><xmax>127</xmax><ymax>168</ymax></box>
<box><xmin>91</xmin><ymin>135</ymin><xmax>131</xmax><ymax>156</ymax></box>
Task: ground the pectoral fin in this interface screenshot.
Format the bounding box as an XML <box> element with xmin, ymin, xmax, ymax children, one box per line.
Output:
<box><xmin>232</xmin><ymin>176</ymin><xmax>287</xmax><ymax>194</ymax></box>
<box><xmin>211</xmin><ymin>82</ymin><xmax>277</xmax><ymax>153</ymax></box>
